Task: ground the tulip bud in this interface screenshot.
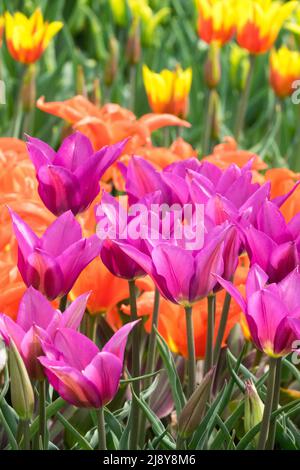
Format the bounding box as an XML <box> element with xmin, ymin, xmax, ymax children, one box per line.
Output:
<box><xmin>244</xmin><ymin>379</ymin><xmax>264</xmax><ymax>446</ymax></box>
<box><xmin>76</xmin><ymin>64</ymin><xmax>87</xmax><ymax>97</ymax></box>
<box><xmin>229</xmin><ymin>44</ymin><xmax>250</xmax><ymax>92</ymax></box>
<box><xmin>204</xmin><ymin>43</ymin><xmax>221</xmax><ymax>89</ymax></box>
<box><xmin>9</xmin><ymin>340</ymin><xmax>34</xmax><ymax>420</ymax></box>
<box><xmin>178</xmin><ymin>367</ymin><xmax>215</xmax><ymax>438</ymax></box>
<box><xmin>104</xmin><ymin>36</ymin><xmax>119</xmax><ymax>87</ymax></box>
<box><xmin>0</xmin><ymin>339</ymin><xmax>7</xmax><ymax>373</ymax></box>
<box><xmin>126</xmin><ymin>18</ymin><xmax>141</xmax><ymax>65</ymax></box>
<box><xmin>91</xmin><ymin>78</ymin><xmax>102</xmax><ymax>107</ymax></box>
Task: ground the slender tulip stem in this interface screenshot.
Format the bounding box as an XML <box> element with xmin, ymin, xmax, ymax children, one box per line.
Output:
<box><xmin>128</xmin><ymin>279</ymin><xmax>141</xmax><ymax>450</ymax></box>
<box><xmin>234</xmin><ymin>54</ymin><xmax>256</xmax><ymax>142</ymax></box>
<box><xmin>139</xmin><ymin>288</ymin><xmax>160</xmax><ymax>446</ymax></box>
<box><xmin>202</xmin><ymin>88</ymin><xmax>215</xmax><ymax>156</ymax></box>
<box><xmin>257</xmin><ymin>357</ymin><xmax>278</xmax><ymax>450</ymax></box>
<box><xmin>213</xmin><ymin>292</ymin><xmax>231</xmax><ymax>364</ymax></box>
<box><xmin>129</xmin><ymin>65</ymin><xmax>136</xmax><ymax>112</ymax></box>
<box><xmin>23</xmin><ymin>419</ymin><xmax>31</xmax><ymax>450</ymax></box>
<box><xmin>266</xmin><ymin>358</ymin><xmax>282</xmax><ymax>450</ymax></box>
<box><xmin>185</xmin><ymin>305</ymin><xmax>196</xmax><ymax>398</ymax></box>
<box><xmin>204</xmin><ymin>295</ymin><xmax>216</xmax><ymax>375</ymax></box>
<box><xmin>97</xmin><ymin>407</ymin><xmax>106</xmax><ymax>450</ymax></box>
<box><xmin>38</xmin><ymin>380</ymin><xmax>47</xmax><ymax>450</ymax></box>
<box><xmin>59</xmin><ymin>294</ymin><xmax>68</xmax><ymax>312</ymax></box>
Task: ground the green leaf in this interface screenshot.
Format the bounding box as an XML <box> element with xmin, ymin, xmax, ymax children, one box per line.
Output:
<box><xmin>56</xmin><ymin>412</ymin><xmax>93</xmax><ymax>450</ymax></box>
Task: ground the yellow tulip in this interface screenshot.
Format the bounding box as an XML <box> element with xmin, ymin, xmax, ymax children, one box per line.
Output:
<box><xmin>235</xmin><ymin>0</ymin><xmax>297</xmax><ymax>54</ymax></box>
<box><xmin>109</xmin><ymin>0</ymin><xmax>127</xmax><ymax>27</ymax></box>
<box><xmin>5</xmin><ymin>8</ymin><xmax>63</xmax><ymax>64</ymax></box>
<box><xmin>269</xmin><ymin>46</ymin><xmax>300</xmax><ymax>98</ymax></box>
<box><xmin>143</xmin><ymin>64</ymin><xmax>192</xmax><ymax>118</ymax></box>
<box><xmin>196</xmin><ymin>0</ymin><xmax>236</xmax><ymax>46</ymax></box>
<box><xmin>129</xmin><ymin>0</ymin><xmax>170</xmax><ymax>46</ymax></box>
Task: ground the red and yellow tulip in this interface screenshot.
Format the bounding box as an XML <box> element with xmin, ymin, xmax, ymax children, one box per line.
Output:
<box><xmin>5</xmin><ymin>8</ymin><xmax>63</xmax><ymax>64</ymax></box>
<box><xmin>142</xmin><ymin>65</ymin><xmax>192</xmax><ymax>118</ymax></box>
<box><xmin>196</xmin><ymin>0</ymin><xmax>236</xmax><ymax>46</ymax></box>
<box><xmin>269</xmin><ymin>46</ymin><xmax>300</xmax><ymax>98</ymax></box>
<box><xmin>236</xmin><ymin>0</ymin><xmax>297</xmax><ymax>54</ymax></box>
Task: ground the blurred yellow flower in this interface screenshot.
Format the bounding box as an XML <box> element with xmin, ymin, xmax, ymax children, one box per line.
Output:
<box><xmin>269</xmin><ymin>46</ymin><xmax>300</xmax><ymax>98</ymax></box>
<box><xmin>5</xmin><ymin>8</ymin><xmax>63</xmax><ymax>64</ymax></box>
<box><xmin>285</xmin><ymin>5</ymin><xmax>300</xmax><ymax>35</ymax></box>
<box><xmin>143</xmin><ymin>65</ymin><xmax>192</xmax><ymax>118</ymax></box>
<box><xmin>129</xmin><ymin>0</ymin><xmax>170</xmax><ymax>46</ymax></box>
<box><xmin>235</xmin><ymin>0</ymin><xmax>297</xmax><ymax>54</ymax></box>
<box><xmin>196</xmin><ymin>0</ymin><xmax>236</xmax><ymax>46</ymax></box>
<box><xmin>109</xmin><ymin>0</ymin><xmax>127</xmax><ymax>27</ymax></box>
<box><xmin>229</xmin><ymin>44</ymin><xmax>250</xmax><ymax>91</ymax></box>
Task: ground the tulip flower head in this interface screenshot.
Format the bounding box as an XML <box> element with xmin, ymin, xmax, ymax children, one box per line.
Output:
<box><xmin>26</xmin><ymin>132</ymin><xmax>127</xmax><ymax>216</ymax></box>
<box><xmin>5</xmin><ymin>9</ymin><xmax>63</xmax><ymax>64</ymax></box>
<box><xmin>196</xmin><ymin>0</ymin><xmax>236</xmax><ymax>46</ymax></box>
<box><xmin>216</xmin><ymin>265</ymin><xmax>300</xmax><ymax>357</ymax></box>
<box><xmin>269</xmin><ymin>46</ymin><xmax>300</xmax><ymax>99</ymax></box>
<box><xmin>143</xmin><ymin>65</ymin><xmax>192</xmax><ymax>118</ymax></box>
<box><xmin>39</xmin><ymin>321</ymin><xmax>139</xmax><ymax>408</ymax></box>
<box><xmin>9</xmin><ymin>209</ymin><xmax>101</xmax><ymax>300</ymax></box>
<box><xmin>0</xmin><ymin>287</ymin><xmax>89</xmax><ymax>380</ymax></box>
<box><xmin>236</xmin><ymin>0</ymin><xmax>297</xmax><ymax>54</ymax></box>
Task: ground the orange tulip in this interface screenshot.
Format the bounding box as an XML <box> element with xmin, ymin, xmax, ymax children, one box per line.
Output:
<box><xmin>70</xmin><ymin>257</ymin><xmax>129</xmax><ymax>315</ymax></box>
<box><xmin>265</xmin><ymin>168</ymin><xmax>300</xmax><ymax>222</ymax></box>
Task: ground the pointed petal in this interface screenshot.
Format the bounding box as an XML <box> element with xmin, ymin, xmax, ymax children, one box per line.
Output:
<box><xmin>214</xmin><ymin>275</ymin><xmax>246</xmax><ymax>313</ymax></box>
<box><xmin>103</xmin><ymin>320</ymin><xmax>139</xmax><ymax>362</ymax></box>
<box><xmin>41</xmin><ymin>211</ymin><xmax>82</xmax><ymax>256</ymax></box>
<box><xmin>59</xmin><ymin>292</ymin><xmax>90</xmax><ymax>330</ymax></box>
<box><xmin>54</xmin><ymin>132</ymin><xmax>93</xmax><ymax>171</ymax></box>
<box><xmin>52</xmin><ymin>328</ymin><xmax>98</xmax><ymax>370</ymax></box>
<box><xmin>17</xmin><ymin>286</ymin><xmax>55</xmax><ymax>331</ymax></box>
<box><xmin>0</xmin><ymin>315</ymin><xmax>24</xmax><ymax>348</ymax></box>
<box><xmin>26</xmin><ymin>135</ymin><xmax>56</xmax><ymax>171</ymax></box>
<box><xmin>25</xmin><ymin>249</ymin><xmax>64</xmax><ymax>300</ymax></box>
<box><xmin>9</xmin><ymin>208</ymin><xmax>38</xmax><ymax>260</ymax></box>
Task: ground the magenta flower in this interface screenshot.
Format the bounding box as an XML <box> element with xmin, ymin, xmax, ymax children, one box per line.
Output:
<box><xmin>95</xmin><ymin>192</ymin><xmax>147</xmax><ymax>280</ymax></box>
<box><xmin>243</xmin><ymin>201</ymin><xmax>300</xmax><ymax>282</ymax></box>
<box><xmin>10</xmin><ymin>209</ymin><xmax>101</xmax><ymax>300</ymax></box>
<box><xmin>216</xmin><ymin>265</ymin><xmax>300</xmax><ymax>357</ymax></box>
<box><xmin>38</xmin><ymin>321</ymin><xmax>139</xmax><ymax>408</ymax></box>
<box><xmin>117</xmin><ymin>223</ymin><xmax>239</xmax><ymax>306</ymax></box>
<box><xmin>26</xmin><ymin>132</ymin><xmax>126</xmax><ymax>216</ymax></box>
<box><xmin>0</xmin><ymin>287</ymin><xmax>89</xmax><ymax>380</ymax></box>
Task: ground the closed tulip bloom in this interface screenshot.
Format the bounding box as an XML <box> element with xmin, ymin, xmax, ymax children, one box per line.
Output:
<box><xmin>95</xmin><ymin>192</ymin><xmax>147</xmax><ymax>280</ymax></box>
<box><xmin>270</xmin><ymin>46</ymin><xmax>300</xmax><ymax>98</ymax></box>
<box><xmin>0</xmin><ymin>287</ymin><xmax>89</xmax><ymax>380</ymax></box>
<box><xmin>38</xmin><ymin>321</ymin><xmax>139</xmax><ymax>408</ymax></box>
<box><xmin>26</xmin><ymin>132</ymin><xmax>127</xmax><ymax>216</ymax></box>
<box><xmin>5</xmin><ymin>9</ymin><xmax>63</xmax><ymax>64</ymax></box>
<box><xmin>244</xmin><ymin>201</ymin><xmax>300</xmax><ymax>282</ymax></box>
<box><xmin>236</xmin><ymin>0</ymin><xmax>297</xmax><ymax>54</ymax></box>
<box><xmin>196</xmin><ymin>0</ymin><xmax>236</xmax><ymax>46</ymax></box>
<box><xmin>143</xmin><ymin>65</ymin><xmax>192</xmax><ymax>118</ymax></box>
<box><xmin>118</xmin><ymin>223</ymin><xmax>238</xmax><ymax>306</ymax></box>
<box><xmin>216</xmin><ymin>264</ymin><xmax>300</xmax><ymax>357</ymax></box>
<box><xmin>10</xmin><ymin>209</ymin><xmax>101</xmax><ymax>300</ymax></box>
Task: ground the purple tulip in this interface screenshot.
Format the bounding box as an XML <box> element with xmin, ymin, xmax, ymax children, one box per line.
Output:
<box><xmin>95</xmin><ymin>192</ymin><xmax>147</xmax><ymax>280</ymax></box>
<box><xmin>216</xmin><ymin>265</ymin><xmax>300</xmax><ymax>357</ymax></box>
<box><xmin>10</xmin><ymin>209</ymin><xmax>101</xmax><ymax>300</ymax></box>
<box><xmin>243</xmin><ymin>201</ymin><xmax>300</xmax><ymax>282</ymax></box>
<box><xmin>0</xmin><ymin>287</ymin><xmax>89</xmax><ymax>380</ymax></box>
<box><xmin>26</xmin><ymin>132</ymin><xmax>127</xmax><ymax>216</ymax></box>
<box><xmin>117</xmin><ymin>222</ymin><xmax>239</xmax><ymax>305</ymax></box>
<box><xmin>38</xmin><ymin>321</ymin><xmax>139</xmax><ymax>408</ymax></box>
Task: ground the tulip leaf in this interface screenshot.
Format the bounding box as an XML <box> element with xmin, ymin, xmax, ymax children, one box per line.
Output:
<box><xmin>56</xmin><ymin>412</ymin><xmax>93</xmax><ymax>450</ymax></box>
<box><xmin>0</xmin><ymin>402</ymin><xmax>18</xmax><ymax>450</ymax></box>
<box><xmin>30</xmin><ymin>397</ymin><xmax>67</xmax><ymax>438</ymax></box>
<box><xmin>120</xmin><ymin>369</ymin><xmax>163</xmax><ymax>385</ymax></box>
<box><xmin>155</xmin><ymin>327</ymin><xmax>186</xmax><ymax>415</ymax></box>
<box><xmin>103</xmin><ymin>408</ymin><xmax>123</xmax><ymax>440</ymax></box>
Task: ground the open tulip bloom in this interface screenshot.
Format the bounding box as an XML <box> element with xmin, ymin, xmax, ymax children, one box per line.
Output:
<box><xmin>38</xmin><ymin>321</ymin><xmax>139</xmax><ymax>408</ymax></box>
<box><xmin>216</xmin><ymin>264</ymin><xmax>300</xmax><ymax>357</ymax></box>
<box><xmin>10</xmin><ymin>209</ymin><xmax>101</xmax><ymax>300</ymax></box>
<box><xmin>26</xmin><ymin>132</ymin><xmax>127</xmax><ymax>216</ymax></box>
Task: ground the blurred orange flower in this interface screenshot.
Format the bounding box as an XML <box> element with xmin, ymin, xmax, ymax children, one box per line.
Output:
<box><xmin>70</xmin><ymin>257</ymin><xmax>129</xmax><ymax>315</ymax></box>
<box><xmin>265</xmin><ymin>168</ymin><xmax>300</xmax><ymax>222</ymax></box>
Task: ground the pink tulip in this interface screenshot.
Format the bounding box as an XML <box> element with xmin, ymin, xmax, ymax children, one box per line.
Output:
<box><xmin>0</xmin><ymin>287</ymin><xmax>89</xmax><ymax>380</ymax></box>
<box><xmin>38</xmin><ymin>321</ymin><xmax>139</xmax><ymax>408</ymax></box>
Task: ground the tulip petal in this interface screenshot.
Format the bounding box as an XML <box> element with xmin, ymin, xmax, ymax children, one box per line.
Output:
<box><xmin>41</xmin><ymin>211</ymin><xmax>82</xmax><ymax>256</ymax></box>
<box><xmin>20</xmin><ymin>325</ymin><xmax>49</xmax><ymax>380</ymax></box>
<box><xmin>0</xmin><ymin>315</ymin><xmax>24</xmax><ymax>348</ymax></box>
<box><xmin>214</xmin><ymin>275</ymin><xmax>246</xmax><ymax>313</ymax></box>
<box><xmin>9</xmin><ymin>208</ymin><xmax>39</xmax><ymax>261</ymax></box>
<box><xmin>26</xmin><ymin>248</ymin><xmax>64</xmax><ymax>300</ymax></box>
<box><xmin>82</xmin><ymin>351</ymin><xmax>122</xmax><ymax>407</ymax></box>
<box><xmin>17</xmin><ymin>286</ymin><xmax>55</xmax><ymax>331</ymax></box>
<box><xmin>26</xmin><ymin>135</ymin><xmax>56</xmax><ymax>170</ymax></box>
<box><xmin>246</xmin><ymin>264</ymin><xmax>268</xmax><ymax>300</ymax></box>
<box><xmin>278</xmin><ymin>268</ymin><xmax>300</xmax><ymax>311</ymax></box>
<box><xmin>256</xmin><ymin>201</ymin><xmax>291</xmax><ymax>244</ymax></box>
<box><xmin>54</xmin><ymin>132</ymin><xmax>94</xmax><ymax>171</ymax></box>
<box><xmin>52</xmin><ymin>328</ymin><xmax>98</xmax><ymax>370</ymax></box>
<box><xmin>103</xmin><ymin>320</ymin><xmax>139</xmax><ymax>362</ymax></box>
<box><xmin>58</xmin><ymin>292</ymin><xmax>90</xmax><ymax>330</ymax></box>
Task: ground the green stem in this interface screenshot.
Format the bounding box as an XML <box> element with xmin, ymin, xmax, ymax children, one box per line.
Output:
<box><xmin>97</xmin><ymin>407</ymin><xmax>106</xmax><ymax>450</ymax></box>
<box><xmin>204</xmin><ymin>295</ymin><xmax>216</xmax><ymax>375</ymax></box>
<box><xmin>257</xmin><ymin>357</ymin><xmax>278</xmax><ymax>450</ymax></box>
<box><xmin>234</xmin><ymin>54</ymin><xmax>256</xmax><ymax>142</ymax></box>
<box><xmin>139</xmin><ymin>288</ymin><xmax>160</xmax><ymax>446</ymax></box>
<box><xmin>128</xmin><ymin>279</ymin><xmax>141</xmax><ymax>450</ymax></box>
<box><xmin>38</xmin><ymin>380</ymin><xmax>47</xmax><ymax>450</ymax></box>
<box><xmin>23</xmin><ymin>419</ymin><xmax>31</xmax><ymax>450</ymax></box>
<box><xmin>266</xmin><ymin>358</ymin><xmax>282</xmax><ymax>450</ymax></box>
<box><xmin>202</xmin><ymin>88</ymin><xmax>215</xmax><ymax>156</ymax></box>
<box><xmin>59</xmin><ymin>294</ymin><xmax>68</xmax><ymax>312</ymax></box>
<box><xmin>129</xmin><ymin>65</ymin><xmax>136</xmax><ymax>112</ymax></box>
<box><xmin>185</xmin><ymin>305</ymin><xmax>196</xmax><ymax>398</ymax></box>
<box><xmin>213</xmin><ymin>292</ymin><xmax>231</xmax><ymax>364</ymax></box>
